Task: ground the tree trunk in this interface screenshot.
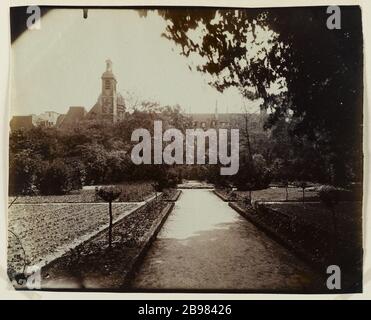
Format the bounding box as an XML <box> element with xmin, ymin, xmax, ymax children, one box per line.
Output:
<box><xmin>108</xmin><ymin>201</ymin><xmax>113</xmax><ymax>248</ymax></box>
<box><xmin>243</xmin><ymin>114</ymin><xmax>254</xmax><ymax>166</ymax></box>
<box><xmin>302</xmin><ymin>188</ymin><xmax>305</xmax><ymax>204</ymax></box>
<box><xmin>285</xmin><ymin>187</ymin><xmax>288</xmax><ymax>201</ymax></box>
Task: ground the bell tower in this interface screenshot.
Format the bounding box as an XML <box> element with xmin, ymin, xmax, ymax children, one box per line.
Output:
<box><xmin>100</xmin><ymin>59</ymin><xmax>118</xmax><ymax>122</ymax></box>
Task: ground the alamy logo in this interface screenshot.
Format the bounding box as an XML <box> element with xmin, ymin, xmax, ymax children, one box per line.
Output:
<box><xmin>326</xmin><ymin>6</ymin><xmax>341</xmax><ymax>30</ymax></box>
<box><xmin>26</xmin><ymin>6</ymin><xmax>41</xmax><ymax>30</ymax></box>
<box><xmin>131</xmin><ymin>121</ymin><xmax>240</xmax><ymax>175</ymax></box>
<box><xmin>326</xmin><ymin>265</ymin><xmax>341</xmax><ymax>290</ymax></box>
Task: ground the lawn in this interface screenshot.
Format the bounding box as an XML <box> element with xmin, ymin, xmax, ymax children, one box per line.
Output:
<box><xmin>218</xmin><ymin>187</ymin><xmax>320</xmax><ymax>202</ymax></box>
<box><xmin>9</xmin><ymin>181</ymin><xmax>156</xmax><ymax>204</ymax></box>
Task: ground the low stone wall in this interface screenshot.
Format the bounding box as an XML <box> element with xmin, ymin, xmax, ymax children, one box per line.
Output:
<box><xmin>163</xmin><ymin>190</ymin><xmax>182</xmax><ymax>202</ymax></box>
<box><xmin>213</xmin><ymin>190</ymin><xmax>230</xmax><ymax>202</ymax></box>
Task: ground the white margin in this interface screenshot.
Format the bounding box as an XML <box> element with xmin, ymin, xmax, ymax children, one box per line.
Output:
<box><xmin>0</xmin><ymin>0</ymin><xmax>369</xmax><ymax>300</ymax></box>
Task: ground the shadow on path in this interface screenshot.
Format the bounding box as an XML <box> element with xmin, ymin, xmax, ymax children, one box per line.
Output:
<box><xmin>132</xmin><ymin>189</ymin><xmax>324</xmax><ymax>292</ymax></box>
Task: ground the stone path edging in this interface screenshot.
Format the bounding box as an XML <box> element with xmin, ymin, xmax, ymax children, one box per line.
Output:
<box><xmin>163</xmin><ymin>190</ymin><xmax>182</xmax><ymax>202</ymax></box>
<box><xmin>213</xmin><ymin>190</ymin><xmax>229</xmax><ymax>202</ymax></box>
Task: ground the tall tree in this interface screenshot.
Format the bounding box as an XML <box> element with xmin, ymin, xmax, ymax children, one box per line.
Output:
<box><xmin>148</xmin><ymin>6</ymin><xmax>363</xmax><ymax>185</ymax></box>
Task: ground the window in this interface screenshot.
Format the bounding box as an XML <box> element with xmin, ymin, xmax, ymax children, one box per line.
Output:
<box><xmin>105</xmin><ymin>80</ymin><xmax>110</xmax><ymax>90</ymax></box>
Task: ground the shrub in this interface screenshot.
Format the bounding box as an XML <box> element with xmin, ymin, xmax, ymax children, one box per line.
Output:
<box><xmin>118</xmin><ymin>182</ymin><xmax>154</xmax><ymax>202</ymax></box>
<box><xmin>81</xmin><ymin>144</ymin><xmax>108</xmax><ymax>185</ymax></box>
<box><xmin>151</xmin><ymin>166</ymin><xmax>181</xmax><ymax>192</ymax></box>
<box><xmin>229</xmin><ymin>191</ymin><xmax>238</xmax><ymax>201</ymax></box>
<box><xmin>166</xmin><ymin>170</ymin><xmax>180</xmax><ymax>188</ymax></box>
<box><xmin>233</xmin><ymin>167</ymin><xmax>271</xmax><ymax>191</ymax></box>
<box><xmin>37</xmin><ymin>160</ymin><xmax>74</xmax><ymax>195</ymax></box>
<box><xmin>318</xmin><ymin>185</ymin><xmax>357</xmax><ymax>204</ymax></box>
<box><xmin>67</xmin><ymin>159</ymin><xmax>86</xmax><ymax>190</ymax></box>
<box><xmin>243</xmin><ymin>195</ymin><xmax>252</xmax><ymax>207</ymax></box>
<box><xmin>9</xmin><ymin>150</ymin><xmax>43</xmax><ymax>195</ymax></box>
<box><xmin>104</xmin><ymin>151</ymin><xmax>130</xmax><ymax>183</ymax></box>
<box><xmin>318</xmin><ymin>185</ymin><xmax>339</xmax><ymax>208</ymax></box>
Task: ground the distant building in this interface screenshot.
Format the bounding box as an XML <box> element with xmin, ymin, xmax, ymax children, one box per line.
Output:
<box><xmin>187</xmin><ymin>105</ymin><xmax>270</xmax><ymax>148</ymax></box>
<box><xmin>36</xmin><ymin>111</ymin><xmax>61</xmax><ymax>128</ymax></box>
<box><xmin>10</xmin><ymin>59</ymin><xmax>126</xmax><ymax>132</ymax></box>
<box><xmin>57</xmin><ymin>106</ymin><xmax>87</xmax><ymax>130</ymax></box>
<box><xmin>10</xmin><ymin>60</ymin><xmax>269</xmax><ymax>135</ymax></box>
<box><xmin>188</xmin><ymin>107</ymin><xmax>268</xmax><ymax>133</ymax></box>
<box><xmin>10</xmin><ymin>115</ymin><xmax>37</xmax><ymax>131</ymax></box>
<box><xmin>11</xmin><ymin>111</ymin><xmax>61</xmax><ymax>131</ymax></box>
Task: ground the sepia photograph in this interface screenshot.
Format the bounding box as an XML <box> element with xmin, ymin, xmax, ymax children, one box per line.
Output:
<box><xmin>6</xmin><ymin>4</ymin><xmax>363</xmax><ymax>294</ymax></box>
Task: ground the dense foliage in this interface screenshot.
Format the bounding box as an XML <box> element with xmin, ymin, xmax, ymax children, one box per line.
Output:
<box><xmin>9</xmin><ymin>106</ymin><xmax>186</xmax><ymax>195</ymax></box>
<box><xmin>150</xmin><ymin>6</ymin><xmax>363</xmax><ymax>186</ymax></box>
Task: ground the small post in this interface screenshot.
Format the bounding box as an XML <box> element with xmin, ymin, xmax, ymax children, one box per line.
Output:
<box><xmin>96</xmin><ymin>187</ymin><xmax>121</xmax><ymax>249</ymax></box>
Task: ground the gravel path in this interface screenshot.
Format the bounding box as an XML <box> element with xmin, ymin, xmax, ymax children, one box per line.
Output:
<box><xmin>132</xmin><ymin>189</ymin><xmax>323</xmax><ymax>292</ymax></box>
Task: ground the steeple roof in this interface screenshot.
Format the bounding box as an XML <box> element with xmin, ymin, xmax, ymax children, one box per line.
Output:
<box><xmin>101</xmin><ymin>59</ymin><xmax>116</xmax><ymax>80</ymax></box>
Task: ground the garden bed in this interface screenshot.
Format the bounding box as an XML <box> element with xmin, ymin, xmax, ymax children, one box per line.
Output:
<box><xmin>213</xmin><ymin>189</ymin><xmax>230</xmax><ymax>201</ymax></box>
<box><xmin>161</xmin><ymin>189</ymin><xmax>182</xmax><ymax>202</ymax></box>
<box><xmin>229</xmin><ymin>200</ymin><xmax>362</xmax><ymax>292</ymax></box>
<box><xmin>8</xmin><ymin>202</ymin><xmax>140</xmax><ymax>277</ymax></box>
<box><xmin>37</xmin><ymin>200</ymin><xmax>174</xmax><ymax>290</ymax></box>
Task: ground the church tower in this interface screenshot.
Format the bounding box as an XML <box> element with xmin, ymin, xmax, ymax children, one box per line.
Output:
<box><xmin>87</xmin><ymin>59</ymin><xmax>126</xmax><ymax>123</ymax></box>
<box><xmin>100</xmin><ymin>59</ymin><xmax>118</xmax><ymax>122</ymax></box>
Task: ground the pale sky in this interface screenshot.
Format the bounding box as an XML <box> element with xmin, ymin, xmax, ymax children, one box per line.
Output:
<box><xmin>11</xmin><ymin>8</ymin><xmax>269</xmax><ymax>117</ymax></box>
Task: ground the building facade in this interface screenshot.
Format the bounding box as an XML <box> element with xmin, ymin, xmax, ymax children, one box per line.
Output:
<box><xmin>10</xmin><ymin>60</ymin><xmax>126</xmax><ymax>131</ymax></box>
<box><xmin>10</xmin><ymin>59</ymin><xmax>268</xmax><ymax>136</ymax></box>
